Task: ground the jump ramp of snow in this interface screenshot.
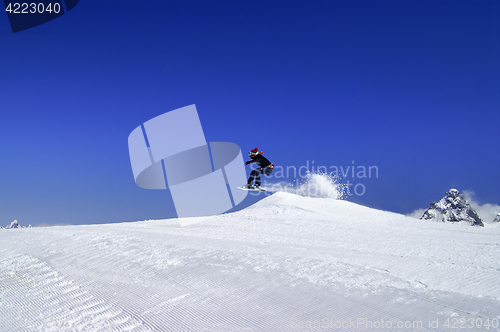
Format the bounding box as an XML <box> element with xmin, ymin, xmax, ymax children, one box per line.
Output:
<box><xmin>1</xmin><ymin>192</ymin><xmax>499</xmax><ymax>331</ymax></box>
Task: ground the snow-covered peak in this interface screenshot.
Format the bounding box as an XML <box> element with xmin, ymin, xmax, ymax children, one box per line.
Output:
<box><xmin>421</xmin><ymin>189</ymin><xmax>484</xmax><ymax>226</ymax></box>
<box><xmin>493</xmin><ymin>213</ymin><xmax>500</xmax><ymax>223</ymax></box>
<box><xmin>4</xmin><ymin>220</ymin><xmax>31</xmax><ymax>229</ymax></box>
<box><xmin>6</xmin><ymin>220</ymin><xmax>21</xmax><ymax>229</ymax></box>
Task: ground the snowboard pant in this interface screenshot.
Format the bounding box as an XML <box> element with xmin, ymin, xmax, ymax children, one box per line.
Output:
<box><xmin>247</xmin><ymin>167</ymin><xmax>273</xmax><ymax>186</ymax></box>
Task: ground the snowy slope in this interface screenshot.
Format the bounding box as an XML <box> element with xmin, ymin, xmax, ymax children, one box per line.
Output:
<box><xmin>1</xmin><ymin>192</ymin><xmax>500</xmax><ymax>331</ymax></box>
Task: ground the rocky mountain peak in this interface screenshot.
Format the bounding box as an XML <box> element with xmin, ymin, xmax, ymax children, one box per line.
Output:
<box><xmin>6</xmin><ymin>220</ymin><xmax>21</xmax><ymax>229</ymax></box>
<box><xmin>4</xmin><ymin>220</ymin><xmax>31</xmax><ymax>229</ymax></box>
<box><xmin>421</xmin><ymin>189</ymin><xmax>484</xmax><ymax>226</ymax></box>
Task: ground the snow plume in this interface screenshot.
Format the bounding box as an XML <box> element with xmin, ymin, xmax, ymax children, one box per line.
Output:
<box><xmin>265</xmin><ymin>172</ymin><xmax>347</xmax><ymax>199</ymax></box>
<box><xmin>463</xmin><ymin>190</ymin><xmax>500</xmax><ymax>223</ymax></box>
<box><xmin>407</xmin><ymin>208</ymin><xmax>426</xmax><ymax>219</ymax></box>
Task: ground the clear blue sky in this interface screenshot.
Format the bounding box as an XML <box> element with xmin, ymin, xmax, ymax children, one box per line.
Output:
<box><xmin>1</xmin><ymin>0</ymin><xmax>499</xmax><ymax>226</ymax></box>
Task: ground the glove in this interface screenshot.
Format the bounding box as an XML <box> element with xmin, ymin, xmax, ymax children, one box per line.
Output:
<box><xmin>245</xmin><ymin>161</ymin><xmax>251</xmax><ymax>165</ymax></box>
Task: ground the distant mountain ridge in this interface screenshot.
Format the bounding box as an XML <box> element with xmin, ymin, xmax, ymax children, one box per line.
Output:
<box><xmin>3</xmin><ymin>220</ymin><xmax>31</xmax><ymax>229</ymax></box>
<box><xmin>421</xmin><ymin>189</ymin><xmax>484</xmax><ymax>226</ymax></box>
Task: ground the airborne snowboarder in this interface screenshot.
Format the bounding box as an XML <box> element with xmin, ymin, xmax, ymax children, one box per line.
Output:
<box><xmin>243</xmin><ymin>148</ymin><xmax>274</xmax><ymax>190</ymax></box>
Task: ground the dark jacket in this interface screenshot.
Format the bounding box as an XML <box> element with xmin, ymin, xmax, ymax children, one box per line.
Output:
<box><xmin>247</xmin><ymin>154</ymin><xmax>272</xmax><ymax>168</ymax></box>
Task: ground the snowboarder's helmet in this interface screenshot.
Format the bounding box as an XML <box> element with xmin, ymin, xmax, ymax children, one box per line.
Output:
<box><xmin>249</xmin><ymin>148</ymin><xmax>259</xmax><ymax>157</ymax></box>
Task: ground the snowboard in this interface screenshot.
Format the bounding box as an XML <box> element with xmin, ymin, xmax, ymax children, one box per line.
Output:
<box><xmin>238</xmin><ymin>186</ymin><xmax>266</xmax><ymax>192</ymax></box>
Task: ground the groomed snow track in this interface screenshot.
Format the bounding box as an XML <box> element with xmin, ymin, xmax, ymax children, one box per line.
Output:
<box><xmin>1</xmin><ymin>193</ymin><xmax>499</xmax><ymax>331</ymax></box>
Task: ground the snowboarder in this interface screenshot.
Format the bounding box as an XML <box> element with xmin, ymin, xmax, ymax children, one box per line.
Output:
<box><xmin>243</xmin><ymin>148</ymin><xmax>274</xmax><ymax>189</ymax></box>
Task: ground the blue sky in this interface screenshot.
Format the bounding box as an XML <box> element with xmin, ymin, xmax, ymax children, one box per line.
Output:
<box><xmin>1</xmin><ymin>0</ymin><xmax>499</xmax><ymax>226</ymax></box>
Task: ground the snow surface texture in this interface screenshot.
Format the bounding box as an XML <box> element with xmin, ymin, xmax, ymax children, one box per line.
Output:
<box><xmin>421</xmin><ymin>189</ymin><xmax>484</xmax><ymax>226</ymax></box>
<box><xmin>1</xmin><ymin>193</ymin><xmax>500</xmax><ymax>331</ymax></box>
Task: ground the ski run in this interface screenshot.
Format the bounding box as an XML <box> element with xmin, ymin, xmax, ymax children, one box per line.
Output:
<box><xmin>1</xmin><ymin>192</ymin><xmax>500</xmax><ymax>331</ymax></box>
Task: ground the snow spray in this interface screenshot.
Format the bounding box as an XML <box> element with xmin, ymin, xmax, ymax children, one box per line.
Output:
<box><xmin>264</xmin><ymin>172</ymin><xmax>348</xmax><ymax>199</ymax></box>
